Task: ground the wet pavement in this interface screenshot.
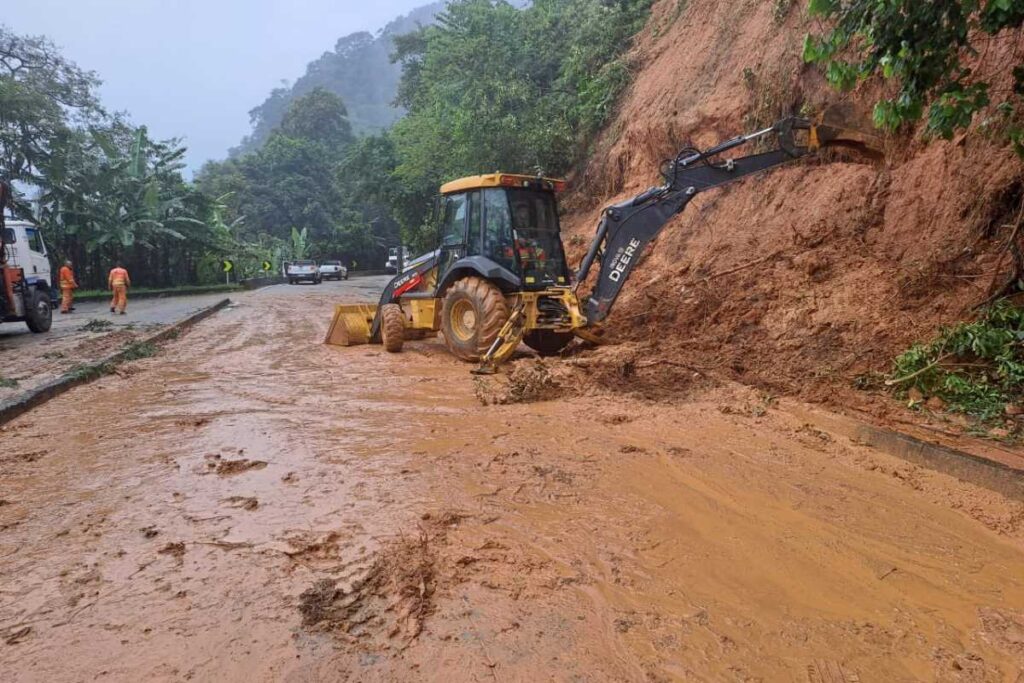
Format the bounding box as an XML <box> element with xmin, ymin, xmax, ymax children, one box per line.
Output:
<box><xmin>0</xmin><ymin>280</ymin><xmax>387</xmax><ymax>404</ymax></box>
<box><xmin>1</xmin><ymin>279</ymin><xmax>1024</xmax><ymax>681</ymax></box>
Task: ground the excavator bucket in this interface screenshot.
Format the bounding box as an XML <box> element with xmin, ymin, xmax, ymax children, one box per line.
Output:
<box><xmin>812</xmin><ymin>104</ymin><xmax>884</xmax><ymax>160</ymax></box>
<box><xmin>324</xmin><ymin>304</ymin><xmax>377</xmax><ymax>346</ymax></box>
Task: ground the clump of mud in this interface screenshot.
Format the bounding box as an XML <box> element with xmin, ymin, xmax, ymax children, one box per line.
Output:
<box><xmin>202</xmin><ymin>454</ymin><xmax>268</xmax><ymax>476</ymax></box>
<box><xmin>559</xmin><ymin>343</ymin><xmax>714</xmax><ymax>401</ymax></box>
<box><xmin>474</xmin><ymin>359</ymin><xmax>563</xmax><ymax>405</ymax></box>
<box><xmin>298</xmin><ymin>514</ymin><xmax>464</xmax><ymax>646</ymax></box>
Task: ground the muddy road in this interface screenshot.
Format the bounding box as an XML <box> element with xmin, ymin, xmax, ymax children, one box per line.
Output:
<box><xmin>2</xmin><ymin>280</ymin><xmax>1024</xmax><ymax>681</ymax></box>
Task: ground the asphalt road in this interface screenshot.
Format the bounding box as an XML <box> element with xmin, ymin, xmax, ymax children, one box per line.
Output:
<box><xmin>0</xmin><ymin>276</ymin><xmax>392</xmax><ymax>401</ymax></box>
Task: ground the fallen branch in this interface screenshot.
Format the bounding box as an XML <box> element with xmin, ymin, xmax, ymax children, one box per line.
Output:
<box><xmin>884</xmin><ymin>352</ymin><xmax>954</xmax><ymax>387</ymax></box>
<box><xmin>697</xmin><ymin>250</ymin><xmax>782</xmax><ymax>283</ymax></box>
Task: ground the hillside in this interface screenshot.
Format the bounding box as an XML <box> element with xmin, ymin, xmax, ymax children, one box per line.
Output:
<box><xmin>559</xmin><ymin>0</ymin><xmax>1024</xmax><ymax>427</ymax></box>
<box><xmin>230</xmin><ymin>2</ymin><xmax>444</xmax><ymax>157</ymax></box>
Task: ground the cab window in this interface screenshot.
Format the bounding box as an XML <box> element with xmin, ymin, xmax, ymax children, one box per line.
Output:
<box><xmin>2</xmin><ymin>228</ymin><xmax>14</xmax><ymax>244</ymax></box>
<box><xmin>468</xmin><ymin>191</ymin><xmax>482</xmax><ymax>255</ymax></box>
<box><xmin>482</xmin><ymin>188</ymin><xmax>515</xmax><ymax>272</ymax></box>
<box><xmin>506</xmin><ymin>188</ymin><xmax>567</xmax><ymax>286</ymax></box>
<box><xmin>440</xmin><ymin>193</ymin><xmax>468</xmax><ymax>247</ymax></box>
<box><xmin>25</xmin><ymin>227</ymin><xmax>44</xmax><ymax>254</ymax></box>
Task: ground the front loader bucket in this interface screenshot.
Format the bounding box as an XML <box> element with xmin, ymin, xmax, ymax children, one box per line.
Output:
<box><xmin>325</xmin><ymin>304</ymin><xmax>377</xmax><ymax>346</ymax></box>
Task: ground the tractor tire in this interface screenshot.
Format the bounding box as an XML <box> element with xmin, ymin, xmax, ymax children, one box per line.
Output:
<box><xmin>441</xmin><ymin>276</ymin><xmax>509</xmax><ymax>362</ymax></box>
<box><xmin>524</xmin><ymin>330</ymin><xmax>573</xmax><ymax>356</ymax></box>
<box><xmin>25</xmin><ymin>288</ymin><xmax>52</xmax><ymax>333</ymax></box>
<box><xmin>380</xmin><ymin>303</ymin><xmax>405</xmax><ymax>353</ymax></box>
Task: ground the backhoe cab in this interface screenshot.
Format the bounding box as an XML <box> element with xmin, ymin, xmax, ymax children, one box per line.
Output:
<box><xmin>326</xmin><ymin>111</ymin><xmax>879</xmax><ymax>371</ymax></box>
<box><xmin>325</xmin><ymin>173</ymin><xmax>586</xmax><ymax>365</ymax></box>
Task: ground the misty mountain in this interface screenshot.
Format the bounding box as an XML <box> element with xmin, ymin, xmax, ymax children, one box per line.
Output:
<box><xmin>230</xmin><ymin>2</ymin><xmax>445</xmax><ymax>158</ymax></box>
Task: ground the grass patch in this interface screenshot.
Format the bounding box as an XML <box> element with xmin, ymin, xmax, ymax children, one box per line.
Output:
<box><xmin>0</xmin><ymin>376</ymin><xmax>19</xmax><ymax>389</ymax></box>
<box><xmin>65</xmin><ymin>362</ymin><xmax>114</xmax><ymax>383</ymax></box>
<box><xmin>887</xmin><ymin>301</ymin><xmax>1024</xmax><ymax>433</ymax></box>
<box><xmin>81</xmin><ymin>318</ymin><xmax>114</xmax><ymax>332</ymax></box>
<box><xmin>119</xmin><ymin>341</ymin><xmax>157</xmax><ymax>361</ymax></box>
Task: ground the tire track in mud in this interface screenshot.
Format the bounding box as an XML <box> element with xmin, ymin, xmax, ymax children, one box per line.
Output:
<box><xmin>1</xmin><ymin>282</ymin><xmax>1024</xmax><ymax>681</ymax></box>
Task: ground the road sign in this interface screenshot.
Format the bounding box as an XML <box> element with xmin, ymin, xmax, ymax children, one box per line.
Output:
<box><xmin>261</xmin><ymin>260</ymin><xmax>272</xmax><ymax>272</ymax></box>
<box><xmin>222</xmin><ymin>260</ymin><xmax>234</xmax><ymax>273</ymax></box>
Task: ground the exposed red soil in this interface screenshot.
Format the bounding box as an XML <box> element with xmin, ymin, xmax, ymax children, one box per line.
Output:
<box><xmin>560</xmin><ymin>0</ymin><xmax>1024</xmax><ymax>435</ymax></box>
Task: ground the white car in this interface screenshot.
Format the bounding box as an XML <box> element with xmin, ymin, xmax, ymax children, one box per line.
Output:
<box><xmin>286</xmin><ymin>260</ymin><xmax>321</xmax><ymax>285</ymax></box>
<box><xmin>319</xmin><ymin>260</ymin><xmax>348</xmax><ymax>281</ymax></box>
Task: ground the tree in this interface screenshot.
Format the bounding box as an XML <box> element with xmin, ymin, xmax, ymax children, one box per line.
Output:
<box><xmin>279</xmin><ymin>87</ymin><xmax>355</xmax><ymax>151</ymax></box>
<box><xmin>0</xmin><ymin>26</ymin><xmax>101</xmax><ymax>213</ymax></box>
<box><xmin>387</xmin><ymin>0</ymin><xmax>652</xmax><ymax>245</ymax></box>
<box><xmin>803</xmin><ymin>0</ymin><xmax>1024</xmax><ymax>154</ymax></box>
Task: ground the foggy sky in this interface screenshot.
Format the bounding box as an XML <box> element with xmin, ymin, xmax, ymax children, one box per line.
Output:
<box><xmin>5</xmin><ymin>0</ymin><xmax>430</xmax><ymax>174</ymax></box>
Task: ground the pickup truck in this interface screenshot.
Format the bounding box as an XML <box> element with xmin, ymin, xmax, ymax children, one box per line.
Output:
<box><xmin>286</xmin><ymin>260</ymin><xmax>321</xmax><ymax>285</ymax></box>
<box><xmin>319</xmin><ymin>260</ymin><xmax>348</xmax><ymax>281</ymax></box>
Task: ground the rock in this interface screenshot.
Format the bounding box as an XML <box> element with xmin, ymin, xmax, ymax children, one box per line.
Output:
<box><xmin>990</xmin><ymin>428</ymin><xmax>1011</xmax><ymax>439</ymax></box>
<box><xmin>907</xmin><ymin>387</ymin><xmax>924</xmax><ymax>404</ymax></box>
<box><xmin>1005</xmin><ymin>404</ymin><xmax>1023</xmax><ymax>416</ymax></box>
<box><xmin>925</xmin><ymin>396</ymin><xmax>947</xmax><ymax>411</ymax></box>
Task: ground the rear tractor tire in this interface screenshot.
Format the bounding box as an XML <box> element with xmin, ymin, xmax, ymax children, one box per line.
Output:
<box><xmin>523</xmin><ymin>330</ymin><xmax>573</xmax><ymax>357</ymax></box>
<box><xmin>380</xmin><ymin>303</ymin><xmax>405</xmax><ymax>353</ymax></box>
<box><xmin>440</xmin><ymin>276</ymin><xmax>509</xmax><ymax>362</ymax></box>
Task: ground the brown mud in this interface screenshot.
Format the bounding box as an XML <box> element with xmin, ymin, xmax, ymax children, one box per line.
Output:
<box><xmin>560</xmin><ymin>0</ymin><xmax>1024</xmax><ymax>437</ymax></box>
<box><xmin>2</xmin><ymin>284</ymin><xmax>1024</xmax><ymax>681</ymax></box>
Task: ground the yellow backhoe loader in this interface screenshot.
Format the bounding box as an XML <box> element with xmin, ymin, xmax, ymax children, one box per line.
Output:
<box><xmin>325</xmin><ymin>114</ymin><xmax>878</xmax><ymax>372</ymax></box>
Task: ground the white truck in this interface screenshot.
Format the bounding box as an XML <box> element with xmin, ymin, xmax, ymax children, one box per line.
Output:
<box><xmin>386</xmin><ymin>246</ymin><xmax>410</xmax><ymax>273</ymax></box>
<box><xmin>318</xmin><ymin>260</ymin><xmax>348</xmax><ymax>281</ymax></box>
<box><xmin>1</xmin><ymin>217</ymin><xmax>54</xmax><ymax>333</ymax></box>
<box><xmin>286</xmin><ymin>260</ymin><xmax>321</xmax><ymax>285</ymax></box>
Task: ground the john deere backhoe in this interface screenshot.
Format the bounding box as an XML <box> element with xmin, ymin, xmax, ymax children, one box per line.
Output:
<box><xmin>325</xmin><ymin>114</ymin><xmax>877</xmax><ymax>372</ymax></box>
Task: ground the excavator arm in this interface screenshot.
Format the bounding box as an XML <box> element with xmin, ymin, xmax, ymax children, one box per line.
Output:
<box><xmin>575</xmin><ymin>115</ymin><xmax>874</xmax><ymax>323</ymax></box>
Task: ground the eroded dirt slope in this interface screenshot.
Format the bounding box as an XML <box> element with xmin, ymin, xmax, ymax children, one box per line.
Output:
<box><xmin>2</xmin><ymin>284</ymin><xmax>1024</xmax><ymax>681</ymax></box>
<box><xmin>561</xmin><ymin>0</ymin><xmax>1024</xmax><ymax>422</ymax></box>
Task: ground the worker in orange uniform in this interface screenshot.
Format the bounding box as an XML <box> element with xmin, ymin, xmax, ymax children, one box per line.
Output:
<box><xmin>58</xmin><ymin>259</ymin><xmax>77</xmax><ymax>314</ymax></box>
<box><xmin>108</xmin><ymin>261</ymin><xmax>131</xmax><ymax>315</ymax></box>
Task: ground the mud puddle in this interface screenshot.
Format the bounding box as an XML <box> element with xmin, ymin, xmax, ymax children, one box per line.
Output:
<box><xmin>1</xmin><ymin>281</ymin><xmax>1023</xmax><ymax>681</ymax></box>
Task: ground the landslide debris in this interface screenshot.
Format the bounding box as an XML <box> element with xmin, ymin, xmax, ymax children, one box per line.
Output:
<box><xmin>555</xmin><ymin>0</ymin><xmax>1024</xmax><ymax>426</ymax></box>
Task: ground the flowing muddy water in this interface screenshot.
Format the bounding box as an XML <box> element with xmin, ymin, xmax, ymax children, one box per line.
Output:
<box><xmin>1</xmin><ymin>281</ymin><xmax>1024</xmax><ymax>681</ymax></box>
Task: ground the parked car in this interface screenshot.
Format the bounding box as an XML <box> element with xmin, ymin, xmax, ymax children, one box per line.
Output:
<box><xmin>286</xmin><ymin>260</ymin><xmax>321</xmax><ymax>285</ymax></box>
<box><xmin>319</xmin><ymin>260</ymin><xmax>348</xmax><ymax>281</ymax></box>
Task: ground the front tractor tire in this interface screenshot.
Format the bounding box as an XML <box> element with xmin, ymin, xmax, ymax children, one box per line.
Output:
<box><xmin>25</xmin><ymin>288</ymin><xmax>52</xmax><ymax>333</ymax></box>
<box><xmin>523</xmin><ymin>330</ymin><xmax>573</xmax><ymax>356</ymax></box>
<box><xmin>380</xmin><ymin>303</ymin><xmax>405</xmax><ymax>353</ymax></box>
<box><xmin>441</xmin><ymin>276</ymin><xmax>509</xmax><ymax>362</ymax></box>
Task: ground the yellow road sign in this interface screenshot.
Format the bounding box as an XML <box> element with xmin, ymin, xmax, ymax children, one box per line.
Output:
<box><xmin>222</xmin><ymin>260</ymin><xmax>234</xmax><ymax>273</ymax></box>
<box><xmin>262</xmin><ymin>260</ymin><xmax>272</xmax><ymax>272</ymax></box>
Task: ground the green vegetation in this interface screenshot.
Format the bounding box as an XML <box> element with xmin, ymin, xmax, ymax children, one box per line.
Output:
<box><xmin>201</xmin><ymin>0</ymin><xmax>652</xmax><ymax>255</ymax></box>
<box><xmin>889</xmin><ymin>301</ymin><xmax>1024</xmax><ymax>427</ymax></box>
<box><xmin>803</xmin><ymin>0</ymin><xmax>1024</xmax><ymax>154</ymax></box>
<box><xmin>232</xmin><ymin>2</ymin><xmax>445</xmax><ymax>156</ymax></box>
<box><xmin>6</xmin><ymin>1</ymin><xmax>652</xmax><ymax>280</ymax></box>
<box><xmin>0</xmin><ymin>27</ymin><xmax>277</xmax><ymax>289</ymax></box>
<box><xmin>119</xmin><ymin>341</ymin><xmax>157</xmax><ymax>361</ymax></box>
<box><xmin>81</xmin><ymin>318</ymin><xmax>114</xmax><ymax>333</ymax></box>
<box><xmin>0</xmin><ymin>375</ymin><xmax>18</xmax><ymax>389</ymax></box>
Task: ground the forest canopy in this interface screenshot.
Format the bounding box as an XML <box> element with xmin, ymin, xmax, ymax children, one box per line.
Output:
<box><xmin>3</xmin><ymin>0</ymin><xmax>653</xmax><ymax>285</ymax></box>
